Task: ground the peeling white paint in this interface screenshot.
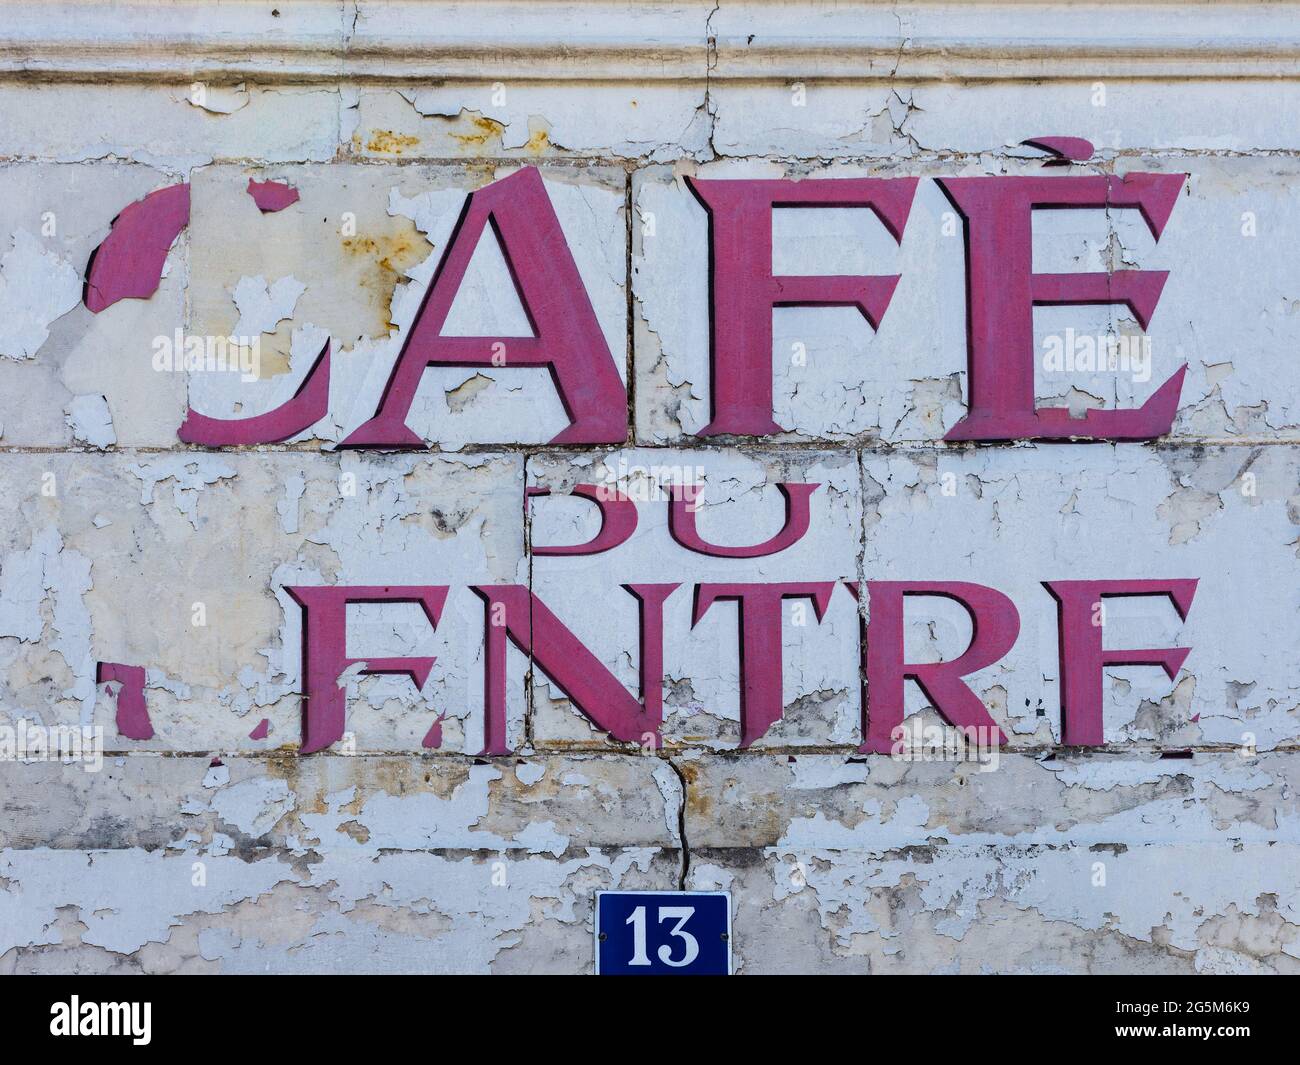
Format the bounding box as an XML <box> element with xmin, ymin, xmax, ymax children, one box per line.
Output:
<box><xmin>0</xmin><ymin>230</ymin><xmax>80</xmax><ymax>361</ymax></box>
<box><xmin>65</xmin><ymin>393</ymin><xmax>116</xmax><ymax>449</ymax></box>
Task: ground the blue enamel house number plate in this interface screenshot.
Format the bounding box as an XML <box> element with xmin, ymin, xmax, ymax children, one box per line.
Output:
<box><xmin>594</xmin><ymin>891</ymin><xmax>731</xmax><ymax>975</ymax></box>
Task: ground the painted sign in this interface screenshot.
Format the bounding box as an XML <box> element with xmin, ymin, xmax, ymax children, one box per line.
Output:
<box><xmin>71</xmin><ymin>139</ymin><xmax>1207</xmax><ymax>759</ymax></box>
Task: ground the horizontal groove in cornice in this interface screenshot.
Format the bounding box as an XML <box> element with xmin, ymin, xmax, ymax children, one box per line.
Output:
<box><xmin>4</xmin><ymin>39</ymin><xmax>1300</xmax><ymax>83</ymax></box>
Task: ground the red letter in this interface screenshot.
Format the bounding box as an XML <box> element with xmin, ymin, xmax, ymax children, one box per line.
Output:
<box><xmin>686</xmin><ymin>177</ymin><xmax>919</xmax><ymax>436</ymax></box>
<box><xmin>179</xmin><ymin>340</ymin><xmax>331</xmax><ymax>445</ymax></box>
<box><xmin>344</xmin><ymin>167</ymin><xmax>626</xmax><ymax>447</ymax></box>
<box><xmin>247</xmin><ymin>178</ymin><xmax>300</xmax><ymax>213</ymax></box>
<box><xmin>286</xmin><ymin>585</ymin><xmax>449</xmax><ymax>754</ymax></box>
<box><xmin>525</xmin><ymin>484</ymin><xmax>638</xmax><ymax>556</ymax></box>
<box><xmin>84</xmin><ymin>184</ymin><xmax>190</xmax><ymax>313</ymax></box>
<box><xmin>692</xmin><ymin>582</ymin><xmax>837</xmax><ymax>747</ymax></box>
<box><xmin>473</xmin><ymin>583</ymin><xmax>677</xmax><ymax>755</ymax></box>
<box><xmin>860</xmin><ymin>581</ymin><xmax>1020</xmax><ymax>755</ymax></box>
<box><xmin>937</xmin><ymin>171</ymin><xmax>1186</xmax><ymax>441</ymax></box>
<box><xmin>1044</xmin><ymin>579</ymin><xmax>1197</xmax><ymax>746</ymax></box>
<box><xmin>96</xmin><ymin>661</ymin><xmax>154</xmax><ymax>740</ymax></box>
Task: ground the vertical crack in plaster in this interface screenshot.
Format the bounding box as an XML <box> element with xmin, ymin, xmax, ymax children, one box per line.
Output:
<box><xmin>665</xmin><ymin>757</ymin><xmax>691</xmax><ymax>889</ymax></box>
<box><xmin>523</xmin><ymin>454</ymin><xmax>536</xmax><ymax>752</ymax></box>
<box><xmin>703</xmin><ymin>3</ymin><xmax>721</xmax><ymax>158</ymax></box>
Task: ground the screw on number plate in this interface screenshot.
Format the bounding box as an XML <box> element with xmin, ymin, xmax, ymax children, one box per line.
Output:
<box><xmin>598</xmin><ymin>933</ymin><xmax>607</xmax><ymax>941</ymax></box>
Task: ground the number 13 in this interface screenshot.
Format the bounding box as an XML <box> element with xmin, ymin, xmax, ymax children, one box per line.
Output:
<box><xmin>627</xmin><ymin>905</ymin><xmax>700</xmax><ymax>967</ymax></box>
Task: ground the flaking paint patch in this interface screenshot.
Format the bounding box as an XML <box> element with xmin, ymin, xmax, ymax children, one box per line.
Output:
<box><xmin>64</xmin><ymin>394</ymin><xmax>116</xmax><ymax>450</ymax></box>
<box><xmin>0</xmin><ymin>231</ymin><xmax>81</xmax><ymax>361</ymax></box>
<box><xmin>229</xmin><ymin>274</ymin><xmax>306</xmax><ymax>374</ymax></box>
<box><xmin>652</xmin><ymin>762</ymin><xmax>684</xmax><ymax>845</ymax></box>
<box><xmin>0</xmin><ymin>526</ymin><xmax>95</xmax><ymax>724</ymax></box>
<box><xmin>210</xmin><ymin>777</ymin><xmax>296</xmax><ymax>837</ymax></box>
<box><xmin>129</xmin><ymin>456</ymin><xmax>238</xmax><ymax>530</ymax></box>
<box><xmin>184</xmin><ymin>83</ymin><xmax>250</xmax><ymax>115</ymax></box>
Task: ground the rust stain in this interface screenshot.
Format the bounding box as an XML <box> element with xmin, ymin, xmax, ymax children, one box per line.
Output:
<box><xmin>450</xmin><ymin>114</ymin><xmax>506</xmax><ymax>148</ymax></box>
<box><xmin>686</xmin><ymin>787</ymin><xmax>712</xmax><ymax>822</ymax></box>
<box><xmin>263</xmin><ymin>751</ymin><xmax>304</xmax><ymax>795</ymax></box>
<box><xmin>340</xmin><ymin>222</ymin><xmax>429</xmax><ymax>332</ymax></box>
<box><xmin>341</xmin><ymin>231</ymin><xmax>423</xmax><ymax>276</ymax></box>
<box><xmin>524</xmin><ymin>127</ymin><xmax>550</xmax><ymax>154</ymax></box>
<box><xmin>365</xmin><ymin>129</ymin><xmax>420</xmax><ymax>155</ymax></box>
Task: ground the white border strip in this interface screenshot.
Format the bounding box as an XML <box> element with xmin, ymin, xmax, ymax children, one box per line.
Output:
<box><xmin>3</xmin><ymin>1</ymin><xmax>1300</xmax><ymax>82</ymax></box>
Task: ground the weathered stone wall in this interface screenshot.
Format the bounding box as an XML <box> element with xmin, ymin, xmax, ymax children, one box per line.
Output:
<box><xmin>1</xmin><ymin>1</ymin><xmax>1298</xmax><ymax>973</ymax></box>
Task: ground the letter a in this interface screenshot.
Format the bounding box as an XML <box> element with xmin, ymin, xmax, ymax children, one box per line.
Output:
<box><xmin>343</xmin><ymin>167</ymin><xmax>626</xmax><ymax>447</ymax></box>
